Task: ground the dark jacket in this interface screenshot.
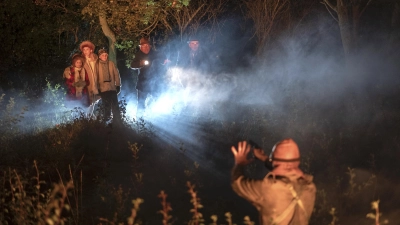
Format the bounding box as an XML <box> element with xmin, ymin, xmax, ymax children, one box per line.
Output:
<box><xmin>177</xmin><ymin>46</ymin><xmax>211</xmax><ymax>73</ymax></box>
<box><xmin>131</xmin><ymin>50</ymin><xmax>166</xmax><ymax>92</ymax></box>
<box><xmin>232</xmin><ymin>165</ymin><xmax>316</xmax><ymax>225</ymax></box>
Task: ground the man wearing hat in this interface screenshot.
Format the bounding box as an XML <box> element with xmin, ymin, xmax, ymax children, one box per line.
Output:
<box><xmin>130</xmin><ymin>37</ymin><xmax>168</xmax><ymax>117</ymax></box>
<box><xmin>80</xmin><ymin>40</ymin><xmax>100</xmax><ymax>115</ymax></box>
<box><xmin>177</xmin><ymin>36</ymin><xmax>210</xmax><ymax>72</ymax></box>
<box><xmin>231</xmin><ymin>139</ymin><xmax>316</xmax><ymax>225</ymax></box>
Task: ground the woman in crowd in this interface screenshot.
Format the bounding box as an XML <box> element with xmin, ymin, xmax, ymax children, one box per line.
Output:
<box><xmin>63</xmin><ymin>53</ymin><xmax>90</xmax><ymax>107</ymax></box>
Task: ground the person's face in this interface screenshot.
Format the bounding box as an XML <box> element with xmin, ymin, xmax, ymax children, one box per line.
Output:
<box><xmin>82</xmin><ymin>47</ymin><xmax>92</xmax><ymax>57</ymax></box>
<box><xmin>74</xmin><ymin>59</ymin><xmax>83</xmax><ymax>68</ymax></box>
<box><xmin>140</xmin><ymin>44</ymin><xmax>151</xmax><ymax>54</ymax></box>
<box><xmin>99</xmin><ymin>53</ymin><xmax>108</xmax><ymax>61</ymax></box>
<box><xmin>188</xmin><ymin>41</ymin><xmax>199</xmax><ymax>51</ymax></box>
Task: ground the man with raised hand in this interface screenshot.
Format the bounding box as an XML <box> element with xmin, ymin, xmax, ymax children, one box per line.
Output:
<box><xmin>231</xmin><ymin>139</ymin><xmax>316</xmax><ymax>225</ymax></box>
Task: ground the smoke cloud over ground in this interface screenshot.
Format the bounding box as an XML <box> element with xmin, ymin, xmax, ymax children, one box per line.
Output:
<box><xmin>96</xmin><ymin>18</ymin><xmax>397</xmax><ymax>192</ymax></box>
<box><xmin>1</xmin><ymin>14</ymin><xmax>397</xmax><ymax>164</ymax></box>
<box><xmin>117</xmin><ymin>17</ymin><xmax>398</xmax><ymax>136</ymax></box>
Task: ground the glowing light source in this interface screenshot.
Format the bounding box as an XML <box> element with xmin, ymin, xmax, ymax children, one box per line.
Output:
<box><xmin>148</xmin><ymin>94</ymin><xmax>177</xmax><ymax>115</ymax></box>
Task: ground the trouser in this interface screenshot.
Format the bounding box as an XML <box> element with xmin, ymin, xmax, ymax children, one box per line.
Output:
<box><xmin>137</xmin><ymin>89</ymin><xmax>150</xmax><ymax>117</ymax></box>
<box><xmin>100</xmin><ymin>90</ymin><xmax>121</xmax><ymax>122</ymax></box>
<box><xmin>87</xmin><ymin>91</ymin><xmax>100</xmax><ymax>117</ymax></box>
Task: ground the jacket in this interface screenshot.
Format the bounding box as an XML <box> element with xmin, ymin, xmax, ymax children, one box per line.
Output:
<box><xmin>63</xmin><ymin>66</ymin><xmax>89</xmax><ymax>103</ymax></box>
<box><xmin>82</xmin><ymin>53</ymin><xmax>99</xmax><ymax>104</ymax></box>
<box><xmin>177</xmin><ymin>46</ymin><xmax>211</xmax><ymax>73</ymax></box>
<box><xmin>95</xmin><ymin>59</ymin><xmax>121</xmax><ymax>93</ymax></box>
<box><xmin>131</xmin><ymin>50</ymin><xmax>166</xmax><ymax>92</ymax></box>
<box><xmin>231</xmin><ymin>165</ymin><xmax>316</xmax><ymax>225</ymax></box>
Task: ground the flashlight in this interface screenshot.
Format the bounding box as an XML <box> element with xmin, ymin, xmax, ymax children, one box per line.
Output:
<box><xmin>144</xmin><ymin>60</ymin><xmax>149</xmax><ymax>65</ymax></box>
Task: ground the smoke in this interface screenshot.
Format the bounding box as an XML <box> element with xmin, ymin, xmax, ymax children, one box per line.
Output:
<box><xmin>113</xmin><ymin>13</ymin><xmax>400</xmax><ymax>175</ymax></box>
<box><xmin>1</xmin><ymin>11</ymin><xmax>398</xmax><ymax>178</ymax></box>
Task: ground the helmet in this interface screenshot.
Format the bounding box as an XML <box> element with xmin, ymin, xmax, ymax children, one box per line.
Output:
<box><xmin>270</xmin><ymin>138</ymin><xmax>303</xmax><ymax>177</ymax></box>
<box><xmin>270</xmin><ymin>138</ymin><xmax>300</xmax><ymax>162</ymax></box>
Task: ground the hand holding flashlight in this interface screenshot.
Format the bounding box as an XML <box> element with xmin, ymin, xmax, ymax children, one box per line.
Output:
<box><xmin>140</xmin><ymin>60</ymin><xmax>149</xmax><ymax>66</ymax></box>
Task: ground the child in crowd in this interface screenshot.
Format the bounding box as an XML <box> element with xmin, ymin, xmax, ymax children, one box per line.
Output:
<box><xmin>96</xmin><ymin>48</ymin><xmax>122</xmax><ymax>124</ymax></box>
<box><xmin>80</xmin><ymin>40</ymin><xmax>100</xmax><ymax>115</ymax></box>
<box><xmin>63</xmin><ymin>54</ymin><xmax>90</xmax><ymax>107</ymax></box>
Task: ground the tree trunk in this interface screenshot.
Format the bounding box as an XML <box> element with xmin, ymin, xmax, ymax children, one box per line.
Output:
<box><xmin>390</xmin><ymin>2</ymin><xmax>400</xmax><ymax>47</ymax></box>
<box><xmin>99</xmin><ymin>15</ymin><xmax>117</xmax><ymax>65</ymax></box>
<box><xmin>337</xmin><ymin>0</ymin><xmax>355</xmax><ymax>57</ymax></box>
<box><xmin>324</xmin><ymin>0</ymin><xmax>372</xmax><ymax>60</ymax></box>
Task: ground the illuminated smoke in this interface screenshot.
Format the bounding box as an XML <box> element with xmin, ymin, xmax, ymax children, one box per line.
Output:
<box><xmin>117</xmin><ymin>16</ymin><xmax>400</xmax><ymax>171</ymax></box>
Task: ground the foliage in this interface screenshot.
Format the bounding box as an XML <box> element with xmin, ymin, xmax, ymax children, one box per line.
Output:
<box><xmin>1</xmin><ymin>160</ymin><xmax>395</xmax><ymax>224</ymax></box>
<box><xmin>75</xmin><ymin>0</ymin><xmax>193</xmax><ymax>60</ymax></box>
<box><xmin>43</xmin><ymin>77</ymin><xmax>65</xmax><ymax>108</ymax></box>
<box><xmin>0</xmin><ymin>0</ymin><xmax>86</xmax><ymax>72</ymax></box>
<box><xmin>0</xmin><ymin>162</ymin><xmax>75</xmax><ymax>225</ymax></box>
<box><xmin>0</xmin><ymin>94</ymin><xmax>27</xmax><ymax>134</ymax></box>
<box><xmin>366</xmin><ymin>200</ymin><xmax>389</xmax><ymax>225</ymax></box>
<box><xmin>158</xmin><ymin>190</ymin><xmax>173</xmax><ymax>225</ymax></box>
<box><xmin>0</xmin><ymin>94</ymin><xmax>28</xmax><ymax>155</ymax></box>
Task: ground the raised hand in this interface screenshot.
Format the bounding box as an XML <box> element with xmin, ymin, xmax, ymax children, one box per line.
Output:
<box><xmin>231</xmin><ymin>141</ymin><xmax>253</xmax><ymax>166</ymax></box>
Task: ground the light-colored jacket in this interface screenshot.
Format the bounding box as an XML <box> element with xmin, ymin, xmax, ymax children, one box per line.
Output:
<box><xmin>232</xmin><ymin>166</ymin><xmax>316</xmax><ymax>225</ymax></box>
<box><xmin>95</xmin><ymin>60</ymin><xmax>121</xmax><ymax>92</ymax></box>
<box><xmin>82</xmin><ymin>53</ymin><xmax>99</xmax><ymax>104</ymax></box>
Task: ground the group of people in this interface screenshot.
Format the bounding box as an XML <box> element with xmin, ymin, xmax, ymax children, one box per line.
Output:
<box><xmin>63</xmin><ymin>36</ymin><xmax>211</xmax><ymax>120</ymax></box>
<box><xmin>130</xmin><ymin>38</ymin><xmax>319</xmax><ymax>224</ymax></box>
<box><xmin>63</xmin><ymin>39</ymin><xmax>316</xmax><ymax>224</ymax></box>
<box><xmin>129</xmin><ymin>36</ymin><xmax>211</xmax><ymax>117</ymax></box>
<box><xmin>63</xmin><ymin>41</ymin><xmax>122</xmax><ymax>124</ymax></box>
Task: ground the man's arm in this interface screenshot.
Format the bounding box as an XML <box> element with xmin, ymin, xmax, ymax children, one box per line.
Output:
<box><xmin>254</xmin><ymin>148</ymin><xmax>273</xmax><ymax>171</ymax></box>
<box><xmin>231</xmin><ymin>141</ymin><xmax>264</xmax><ymax>203</ymax></box>
<box><xmin>130</xmin><ymin>52</ymin><xmax>142</xmax><ymax>69</ymax></box>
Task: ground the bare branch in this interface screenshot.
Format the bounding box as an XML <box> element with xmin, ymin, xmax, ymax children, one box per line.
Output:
<box><xmin>163</xmin><ymin>0</ymin><xmax>227</xmax><ymax>41</ymax></box>
<box><xmin>360</xmin><ymin>0</ymin><xmax>374</xmax><ymax>17</ymax></box>
<box><xmin>321</xmin><ymin>1</ymin><xmax>339</xmax><ymax>22</ymax></box>
<box><xmin>322</xmin><ymin>0</ymin><xmax>337</xmax><ymax>12</ymax></box>
<box><xmin>243</xmin><ymin>0</ymin><xmax>289</xmax><ymax>55</ymax></box>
